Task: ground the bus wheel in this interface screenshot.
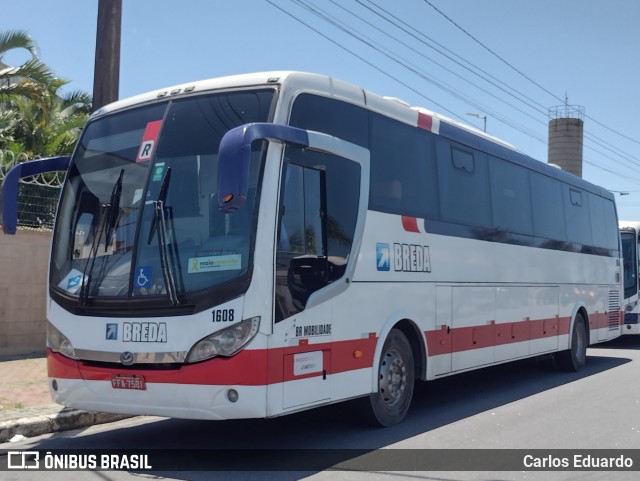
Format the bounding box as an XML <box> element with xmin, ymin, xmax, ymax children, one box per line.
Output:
<box><xmin>556</xmin><ymin>313</ymin><xmax>587</xmax><ymax>372</ymax></box>
<box><xmin>360</xmin><ymin>329</ymin><xmax>415</xmax><ymax>427</ymax></box>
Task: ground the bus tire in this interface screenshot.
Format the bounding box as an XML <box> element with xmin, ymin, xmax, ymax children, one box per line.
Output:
<box><xmin>359</xmin><ymin>328</ymin><xmax>415</xmax><ymax>427</ymax></box>
<box><xmin>556</xmin><ymin>313</ymin><xmax>588</xmax><ymax>372</ymax></box>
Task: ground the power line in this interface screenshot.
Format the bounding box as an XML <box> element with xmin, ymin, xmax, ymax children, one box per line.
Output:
<box><xmin>363</xmin><ymin>0</ymin><xmax>550</xmax><ymax>116</ymax></box>
<box><xmin>584</xmin><ymin>158</ymin><xmax>640</xmax><ymax>184</ymax></box>
<box><xmin>423</xmin><ymin>0</ymin><xmax>640</xmax><ymax>147</ymax></box>
<box><xmin>422</xmin><ymin>0</ymin><xmax>561</xmax><ymax>104</ymax></box>
<box><xmin>263</xmin><ymin>0</ymin><xmax>456</xmax><ymax>118</ymax></box>
<box><xmin>266</xmin><ymin>0</ymin><xmax>640</xmax><ymax>180</ymax></box>
<box><xmin>342</xmin><ymin>0</ymin><xmax>549</xmax><ymax>121</ymax></box>
<box><xmin>290</xmin><ymin>0</ymin><xmax>547</xmax><ymax>142</ymax></box>
<box><xmin>365</xmin><ymin>0</ymin><xmax>640</xmax><ymax>170</ymax></box>
<box><xmin>364</xmin><ymin>0</ymin><xmax>640</xmax><ymax>170</ymax></box>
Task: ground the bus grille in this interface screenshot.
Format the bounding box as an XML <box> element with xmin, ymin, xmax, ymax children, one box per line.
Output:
<box><xmin>608</xmin><ymin>290</ymin><xmax>621</xmax><ymax>330</ymax></box>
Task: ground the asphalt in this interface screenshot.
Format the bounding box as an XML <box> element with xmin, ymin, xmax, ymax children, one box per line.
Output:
<box><xmin>0</xmin><ymin>355</ymin><xmax>132</xmax><ymax>443</ymax></box>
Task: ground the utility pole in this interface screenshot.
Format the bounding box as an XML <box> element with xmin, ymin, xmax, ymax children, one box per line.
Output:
<box><xmin>92</xmin><ymin>0</ymin><xmax>122</xmax><ymax>112</ymax></box>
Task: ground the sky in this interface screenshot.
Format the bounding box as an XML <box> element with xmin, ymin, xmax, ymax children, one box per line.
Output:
<box><xmin>3</xmin><ymin>0</ymin><xmax>640</xmax><ymax>219</ymax></box>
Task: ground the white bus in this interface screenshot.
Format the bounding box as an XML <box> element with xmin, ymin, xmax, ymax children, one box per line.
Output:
<box><xmin>620</xmin><ymin>221</ymin><xmax>640</xmax><ymax>334</ymax></box>
<box><xmin>2</xmin><ymin>72</ymin><xmax>622</xmax><ymax>426</ymax></box>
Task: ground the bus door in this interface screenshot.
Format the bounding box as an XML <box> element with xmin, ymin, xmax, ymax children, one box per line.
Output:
<box><xmin>271</xmin><ymin>136</ymin><xmax>368</xmax><ymax>412</ymax></box>
<box><xmin>215</xmin><ymin>123</ymin><xmax>368</xmax><ymax>414</ymax></box>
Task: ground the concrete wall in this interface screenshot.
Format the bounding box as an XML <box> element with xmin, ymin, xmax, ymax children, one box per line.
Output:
<box><xmin>0</xmin><ymin>230</ymin><xmax>51</xmax><ymax>357</ymax></box>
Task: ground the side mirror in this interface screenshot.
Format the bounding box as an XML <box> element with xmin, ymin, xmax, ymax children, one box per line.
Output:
<box><xmin>217</xmin><ymin>123</ymin><xmax>309</xmax><ymax>213</ymax></box>
<box><xmin>1</xmin><ymin>156</ymin><xmax>70</xmax><ymax>234</ymax></box>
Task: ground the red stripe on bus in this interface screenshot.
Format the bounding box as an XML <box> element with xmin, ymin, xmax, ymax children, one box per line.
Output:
<box><xmin>588</xmin><ymin>311</ymin><xmax>611</xmax><ymax>330</ymax></box>
<box><xmin>401</xmin><ymin>216</ymin><xmax>420</xmax><ymax>233</ymax></box>
<box><xmin>426</xmin><ymin>316</ymin><xmax>569</xmax><ymax>356</ymax></box>
<box><xmin>425</xmin><ymin>312</ymin><xmax>618</xmax><ymax>356</ymax></box>
<box><xmin>47</xmin><ymin>311</ymin><xmax>619</xmax><ymax>386</ymax></box>
<box><xmin>417</xmin><ymin>112</ymin><xmax>433</xmax><ymax>131</ymax></box>
<box><xmin>47</xmin><ymin>335</ymin><xmax>378</xmax><ymax>386</ymax></box>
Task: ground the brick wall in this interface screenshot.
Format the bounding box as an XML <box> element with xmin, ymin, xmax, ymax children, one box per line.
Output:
<box><xmin>0</xmin><ymin>230</ymin><xmax>51</xmax><ymax>357</ymax></box>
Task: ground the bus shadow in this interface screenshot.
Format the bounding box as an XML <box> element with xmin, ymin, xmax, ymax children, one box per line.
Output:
<box><xmin>26</xmin><ymin>351</ymin><xmax>630</xmax><ymax>479</ymax></box>
<box><xmin>590</xmin><ymin>334</ymin><xmax>640</xmax><ymax>350</ymax></box>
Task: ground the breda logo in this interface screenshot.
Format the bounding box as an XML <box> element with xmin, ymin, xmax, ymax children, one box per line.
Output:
<box><xmin>122</xmin><ymin>322</ymin><xmax>167</xmax><ymax>343</ymax></box>
<box><xmin>393</xmin><ymin>243</ymin><xmax>431</xmax><ymax>272</ymax></box>
<box><xmin>376</xmin><ymin>242</ymin><xmax>431</xmax><ymax>273</ymax></box>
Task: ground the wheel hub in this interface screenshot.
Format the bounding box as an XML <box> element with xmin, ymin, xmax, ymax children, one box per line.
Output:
<box><xmin>379</xmin><ymin>350</ymin><xmax>407</xmax><ymax>405</ymax></box>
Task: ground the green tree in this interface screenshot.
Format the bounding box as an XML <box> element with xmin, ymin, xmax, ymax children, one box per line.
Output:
<box><xmin>0</xmin><ymin>30</ymin><xmax>54</xmax><ymax>109</ymax></box>
<box><xmin>0</xmin><ymin>30</ymin><xmax>91</xmax><ymax>156</ymax></box>
<box><xmin>12</xmin><ymin>78</ymin><xmax>91</xmax><ymax>156</ymax></box>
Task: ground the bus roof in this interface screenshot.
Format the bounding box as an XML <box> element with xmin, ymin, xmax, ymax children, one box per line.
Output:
<box><xmin>89</xmin><ymin>71</ymin><xmax>615</xmax><ymax>202</ymax></box>
<box><xmin>620</xmin><ymin>221</ymin><xmax>640</xmax><ymax>231</ymax></box>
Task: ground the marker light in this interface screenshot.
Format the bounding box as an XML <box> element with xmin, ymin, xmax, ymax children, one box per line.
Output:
<box><xmin>227</xmin><ymin>389</ymin><xmax>239</xmax><ymax>403</ymax></box>
<box><xmin>186</xmin><ymin>317</ymin><xmax>260</xmax><ymax>363</ymax></box>
<box><xmin>47</xmin><ymin>322</ymin><xmax>77</xmax><ymax>360</ymax></box>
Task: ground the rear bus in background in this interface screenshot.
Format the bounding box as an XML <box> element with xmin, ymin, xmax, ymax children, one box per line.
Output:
<box><xmin>620</xmin><ymin>221</ymin><xmax>640</xmax><ymax>334</ymax></box>
<box><xmin>1</xmin><ymin>72</ymin><xmax>623</xmax><ymax>426</ymax></box>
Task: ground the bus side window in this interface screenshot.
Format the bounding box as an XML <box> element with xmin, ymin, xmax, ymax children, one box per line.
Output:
<box><xmin>276</xmin><ymin>163</ymin><xmax>327</xmax><ymax>319</ymax></box>
<box><xmin>278</xmin><ymin>164</ymin><xmax>324</xmax><ymax>255</ymax></box>
<box><xmin>436</xmin><ymin>139</ymin><xmax>492</xmax><ymax>228</ymax></box>
<box><xmin>275</xmin><ymin>147</ymin><xmax>360</xmax><ymax>322</ymax></box>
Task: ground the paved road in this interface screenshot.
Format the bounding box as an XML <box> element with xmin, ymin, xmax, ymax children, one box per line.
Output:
<box><xmin>2</xmin><ymin>336</ymin><xmax>639</xmax><ymax>481</ymax></box>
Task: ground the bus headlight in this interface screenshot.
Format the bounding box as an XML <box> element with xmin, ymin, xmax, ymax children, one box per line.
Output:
<box><xmin>47</xmin><ymin>322</ymin><xmax>76</xmax><ymax>359</ymax></box>
<box><xmin>186</xmin><ymin>317</ymin><xmax>260</xmax><ymax>363</ymax></box>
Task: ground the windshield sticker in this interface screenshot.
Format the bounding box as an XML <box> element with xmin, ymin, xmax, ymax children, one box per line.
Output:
<box><xmin>136</xmin><ymin>120</ymin><xmax>162</xmax><ymax>162</ymax></box>
<box><xmin>135</xmin><ymin>266</ymin><xmax>153</xmax><ymax>288</ymax></box>
<box><xmin>151</xmin><ymin>162</ymin><xmax>166</xmax><ymax>182</ymax></box>
<box><xmin>58</xmin><ymin>268</ymin><xmax>86</xmax><ymax>294</ymax></box>
<box><xmin>188</xmin><ymin>254</ymin><xmax>242</xmax><ymax>273</ymax></box>
<box><xmin>132</xmin><ymin>188</ymin><xmax>143</xmax><ymax>204</ymax></box>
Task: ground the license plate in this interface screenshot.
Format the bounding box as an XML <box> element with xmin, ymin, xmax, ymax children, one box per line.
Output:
<box><xmin>111</xmin><ymin>374</ymin><xmax>146</xmax><ymax>390</ymax></box>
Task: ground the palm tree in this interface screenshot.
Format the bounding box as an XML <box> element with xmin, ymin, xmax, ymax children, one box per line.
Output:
<box><xmin>0</xmin><ymin>109</ymin><xmax>18</xmax><ymax>148</ymax></box>
<box><xmin>1</xmin><ymin>30</ymin><xmax>53</xmax><ymax>153</ymax></box>
<box><xmin>0</xmin><ymin>30</ymin><xmax>55</xmax><ymax>108</ymax></box>
<box><xmin>0</xmin><ymin>30</ymin><xmax>91</xmax><ymax>157</ymax></box>
<box><xmin>12</xmin><ymin>78</ymin><xmax>91</xmax><ymax>156</ymax></box>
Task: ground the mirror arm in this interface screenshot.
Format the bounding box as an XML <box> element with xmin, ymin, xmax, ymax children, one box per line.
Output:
<box><xmin>217</xmin><ymin>123</ymin><xmax>309</xmax><ymax>212</ymax></box>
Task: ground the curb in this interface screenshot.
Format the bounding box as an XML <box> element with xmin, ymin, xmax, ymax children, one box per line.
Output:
<box><xmin>0</xmin><ymin>408</ymin><xmax>132</xmax><ymax>443</ymax></box>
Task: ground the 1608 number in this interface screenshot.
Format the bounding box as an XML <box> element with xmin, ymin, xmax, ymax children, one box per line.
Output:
<box><xmin>212</xmin><ymin>309</ymin><xmax>235</xmax><ymax>322</ymax></box>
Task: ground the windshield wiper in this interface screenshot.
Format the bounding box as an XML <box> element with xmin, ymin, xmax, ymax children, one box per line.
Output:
<box><xmin>104</xmin><ymin>169</ymin><xmax>124</xmax><ymax>251</ymax></box>
<box><xmin>79</xmin><ymin>169</ymin><xmax>125</xmax><ymax>306</ymax></box>
<box><xmin>147</xmin><ymin>168</ymin><xmax>180</xmax><ymax>305</ymax></box>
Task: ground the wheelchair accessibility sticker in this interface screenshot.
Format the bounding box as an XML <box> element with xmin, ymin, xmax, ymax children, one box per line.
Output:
<box><xmin>135</xmin><ymin>266</ymin><xmax>153</xmax><ymax>288</ymax></box>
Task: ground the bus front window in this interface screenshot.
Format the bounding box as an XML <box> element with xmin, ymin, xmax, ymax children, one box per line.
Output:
<box><xmin>51</xmin><ymin>89</ymin><xmax>275</xmax><ymax>312</ymax></box>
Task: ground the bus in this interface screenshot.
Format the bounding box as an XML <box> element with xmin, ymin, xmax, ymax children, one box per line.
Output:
<box><xmin>620</xmin><ymin>221</ymin><xmax>640</xmax><ymax>334</ymax></box>
<box><xmin>1</xmin><ymin>72</ymin><xmax>622</xmax><ymax>426</ymax></box>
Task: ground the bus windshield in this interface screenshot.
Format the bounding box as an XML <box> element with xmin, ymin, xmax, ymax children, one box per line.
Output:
<box><xmin>621</xmin><ymin>230</ymin><xmax>638</xmax><ymax>301</ymax></box>
<box><xmin>50</xmin><ymin>89</ymin><xmax>275</xmax><ymax>310</ymax></box>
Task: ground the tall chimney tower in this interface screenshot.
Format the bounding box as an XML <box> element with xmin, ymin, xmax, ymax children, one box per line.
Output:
<box><xmin>548</xmin><ymin>103</ymin><xmax>585</xmax><ymax>177</ymax></box>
